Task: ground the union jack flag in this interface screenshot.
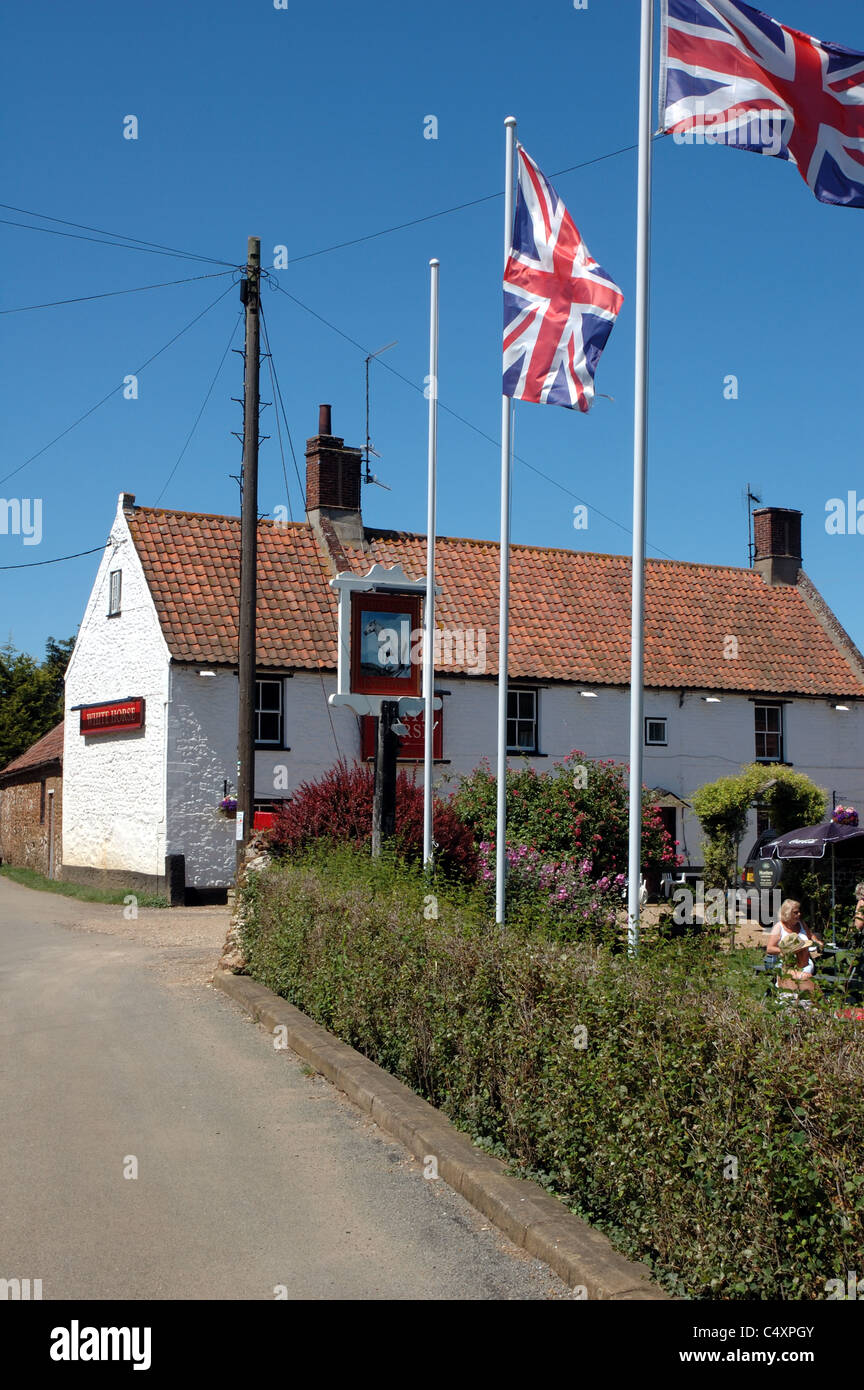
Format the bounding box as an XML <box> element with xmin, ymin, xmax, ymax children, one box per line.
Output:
<box><xmin>660</xmin><ymin>0</ymin><xmax>864</xmax><ymax>208</ymax></box>
<box><xmin>502</xmin><ymin>146</ymin><xmax>623</xmax><ymax>413</ymax></box>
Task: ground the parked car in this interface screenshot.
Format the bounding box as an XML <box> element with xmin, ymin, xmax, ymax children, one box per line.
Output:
<box><xmin>740</xmin><ymin>826</ymin><xmax>783</xmax><ymax>920</ymax></box>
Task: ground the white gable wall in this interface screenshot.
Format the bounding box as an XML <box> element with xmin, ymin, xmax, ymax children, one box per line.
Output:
<box><xmin>63</xmin><ymin>501</ymin><xmax>171</xmax><ymax>883</ymax></box>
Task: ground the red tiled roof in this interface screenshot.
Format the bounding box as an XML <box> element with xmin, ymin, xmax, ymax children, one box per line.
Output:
<box><xmin>0</xmin><ymin>720</ymin><xmax>64</xmax><ymax>781</ymax></box>
<box><xmin>126</xmin><ymin>508</ymin><xmax>864</xmax><ymax>699</ymax></box>
<box><xmin>128</xmin><ymin>510</ymin><xmax>336</xmax><ymax>670</ymax></box>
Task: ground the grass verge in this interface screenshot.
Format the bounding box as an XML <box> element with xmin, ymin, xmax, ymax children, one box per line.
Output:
<box><xmin>0</xmin><ymin>863</ymin><xmax>168</xmax><ymax>908</ymax></box>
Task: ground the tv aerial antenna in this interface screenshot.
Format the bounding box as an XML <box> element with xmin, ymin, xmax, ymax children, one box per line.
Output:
<box><xmin>743</xmin><ymin>483</ymin><xmax>762</xmax><ymax>567</ymax></box>
<box><xmin>364</xmin><ymin>340</ymin><xmax>397</xmax><ymax>490</ymax></box>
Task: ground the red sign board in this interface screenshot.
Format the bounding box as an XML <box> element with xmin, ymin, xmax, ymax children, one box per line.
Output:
<box><xmin>80</xmin><ymin>698</ymin><xmax>145</xmax><ymax>736</ymax></box>
<box><xmin>361</xmin><ymin>707</ymin><xmax>443</xmax><ymax>762</ymax></box>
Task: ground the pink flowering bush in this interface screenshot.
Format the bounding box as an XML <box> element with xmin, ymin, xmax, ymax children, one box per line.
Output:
<box><xmin>477</xmin><ymin>840</ymin><xmax>627</xmax><ymax>940</ymax></box>
<box><xmin>452</xmin><ymin>750</ymin><xmax>680</xmax><ymax>879</ymax></box>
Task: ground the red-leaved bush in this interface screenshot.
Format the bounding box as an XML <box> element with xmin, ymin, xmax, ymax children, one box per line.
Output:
<box><xmin>268</xmin><ymin>760</ymin><xmax>477</xmax><ymax>880</ymax></box>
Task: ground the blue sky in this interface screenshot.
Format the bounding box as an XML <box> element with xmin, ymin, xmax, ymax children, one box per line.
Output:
<box><xmin>2</xmin><ymin>0</ymin><xmax>864</xmax><ymax>661</ymax></box>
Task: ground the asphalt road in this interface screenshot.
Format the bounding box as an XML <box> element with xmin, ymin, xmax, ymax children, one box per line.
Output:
<box><xmin>0</xmin><ymin>877</ymin><xmax>568</xmax><ymax>1300</ymax></box>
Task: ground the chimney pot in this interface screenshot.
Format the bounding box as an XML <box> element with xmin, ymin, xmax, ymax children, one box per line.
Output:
<box><xmin>305</xmin><ymin>408</ymin><xmax>363</xmax><ymax>545</ymax></box>
<box><xmin>753</xmin><ymin>506</ymin><xmax>802</xmax><ymax>585</ymax></box>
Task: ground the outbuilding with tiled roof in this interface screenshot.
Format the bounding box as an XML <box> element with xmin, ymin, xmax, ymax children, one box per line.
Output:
<box><xmin>0</xmin><ymin>720</ymin><xmax>64</xmax><ymax>878</ymax></box>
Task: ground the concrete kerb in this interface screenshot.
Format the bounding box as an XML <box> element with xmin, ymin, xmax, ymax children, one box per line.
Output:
<box><xmin>212</xmin><ymin>969</ymin><xmax>669</xmax><ymax>1300</ymax></box>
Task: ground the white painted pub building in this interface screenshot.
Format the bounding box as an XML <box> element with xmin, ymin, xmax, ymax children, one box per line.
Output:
<box><xmin>61</xmin><ymin>407</ymin><xmax>864</xmax><ymax>900</ymax></box>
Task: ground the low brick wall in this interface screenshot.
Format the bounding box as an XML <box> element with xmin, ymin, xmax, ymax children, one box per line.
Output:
<box><xmin>0</xmin><ymin>773</ymin><xmax>62</xmax><ymax>876</ymax></box>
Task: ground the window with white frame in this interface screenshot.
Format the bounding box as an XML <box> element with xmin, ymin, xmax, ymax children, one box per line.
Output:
<box><xmin>645</xmin><ymin>717</ymin><xmax>667</xmax><ymax>747</ymax></box>
<box><xmin>108</xmin><ymin>570</ymin><xmax>122</xmax><ymax>616</ymax></box>
<box><xmin>507</xmin><ymin>688</ymin><xmax>538</xmax><ymax>753</ymax></box>
<box><xmin>755</xmin><ymin>703</ymin><xmax>784</xmax><ymax>762</ymax></box>
<box><xmin>255</xmin><ymin>678</ymin><xmax>283</xmax><ymax>746</ymax></box>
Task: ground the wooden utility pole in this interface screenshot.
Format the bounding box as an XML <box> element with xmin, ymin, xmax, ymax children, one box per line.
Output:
<box><xmin>372</xmin><ymin>701</ymin><xmax>399</xmax><ymax>856</ymax></box>
<box><xmin>236</xmin><ymin>235</ymin><xmax>261</xmax><ymax>870</ymax></box>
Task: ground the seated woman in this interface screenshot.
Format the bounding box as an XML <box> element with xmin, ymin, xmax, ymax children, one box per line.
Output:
<box><xmin>765</xmin><ymin>899</ymin><xmax>823</xmax><ymax>997</ymax></box>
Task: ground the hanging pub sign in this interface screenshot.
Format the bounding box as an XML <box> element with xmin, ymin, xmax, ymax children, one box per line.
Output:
<box><xmin>361</xmin><ymin>707</ymin><xmax>443</xmax><ymax>762</ymax></box>
<box><xmin>350</xmin><ymin>590</ymin><xmax>422</xmax><ymax>698</ymax></box>
<box><xmin>328</xmin><ymin>563</ymin><xmax>441</xmax><ymax>720</ymax></box>
<box><xmin>79</xmin><ymin>697</ymin><xmax>145</xmax><ymax>736</ymax></box>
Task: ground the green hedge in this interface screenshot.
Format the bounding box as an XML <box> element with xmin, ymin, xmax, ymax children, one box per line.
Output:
<box><xmin>239</xmin><ymin>848</ymin><xmax>864</xmax><ymax>1300</ymax></box>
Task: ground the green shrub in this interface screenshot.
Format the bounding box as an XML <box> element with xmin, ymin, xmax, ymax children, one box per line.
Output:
<box><xmin>692</xmin><ymin>766</ymin><xmax>828</xmax><ymax>889</ymax></box>
<box><xmin>450</xmin><ymin>751</ymin><xmax>679</xmax><ymax>877</ymax></box>
<box><xmin>240</xmin><ymin>847</ymin><xmax>864</xmax><ymax>1300</ymax></box>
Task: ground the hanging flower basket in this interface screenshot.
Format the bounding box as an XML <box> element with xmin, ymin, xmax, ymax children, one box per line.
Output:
<box><xmin>833</xmin><ymin>805</ymin><xmax>859</xmax><ymax>827</ymax></box>
<box><xmin>218</xmin><ymin>796</ymin><xmax>238</xmax><ymax>820</ymax></box>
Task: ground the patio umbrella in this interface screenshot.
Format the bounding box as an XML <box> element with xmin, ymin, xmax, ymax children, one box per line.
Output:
<box><xmin>766</xmin><ymin>821</ymin><xmax>864</xmax><ymax>946</ymax></box>
<box><xmin>765</xmin><ymin>822</ymin><xmax>864</xmax><ymax>859</ymax></box>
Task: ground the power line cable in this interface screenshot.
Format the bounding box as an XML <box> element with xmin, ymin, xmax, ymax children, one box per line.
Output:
<box><xmin>270</xmin><ymin>281</ymin><xmax>676</xmax><ymax>560</ymax></box>
<box><xmin>0</xmin><ymin>136</ymin><xmax>658</xmax><ymax>281</ymax></box>
<box><xmin>259</xmin><ymin>302</ymin><xmax>305</xmax><ymax>516</ymax></box>
<box><xmin>0</xmin><ymin>281</ymin><xmax>237</xmax><ymax>488</ymax></box>
<box><xmin>260</xmin><ymin>323</ymin><xmax>295</xmax><ymax>523</ymax></box>
<box><xmin>283</xmin><ymin>141</ymin><xmax>646</xmax><ymax>265</ymax></box>
<box><xmin>0</xmin><ymin>202</ymin><xmax>237</xmax><ymax>267</ymax></box>
<box><xmin>1</xmin><ymin>270</ymin><xmax>235</xmax><ymax>315</ymax></box>
<box><xmin>0</xmin><ymin>542</ymin><xmax>109</xmax><ymax>571</ymax></box>
<box><xmin>259</xmin><ymin>300</ymin><xmax>344</xmax><ymax>757</ymax></box>
<box><xmin>154</xmin><ymin>311</ymin><xmax>243</xmax><ymax>504</ymax></box>
<box><xmin>0</xmin><ymin>216</ymin><xmax>239</xmax><ymax>267</ymax></box>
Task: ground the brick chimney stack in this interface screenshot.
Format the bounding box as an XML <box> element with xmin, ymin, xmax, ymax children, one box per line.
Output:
<box><xmin>753</xmin><ymin>506</ymin><xmax>803</xmax><ymax>586</ymax></box>
<box><xmin>305</xmin><ymin>405</ymin><xmax>364</xmax><ymax>546</ymax></box>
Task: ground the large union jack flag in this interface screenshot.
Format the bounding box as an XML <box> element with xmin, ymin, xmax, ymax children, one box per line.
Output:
<box><xmin>502</xmin><ymin>147</ymin><xmax>623</xmax><ymax>413</ymax></box>
<box><xmin>660</xmin><ymin>0</ymin><xmax>864</xmax><ymax>207</ymax></box>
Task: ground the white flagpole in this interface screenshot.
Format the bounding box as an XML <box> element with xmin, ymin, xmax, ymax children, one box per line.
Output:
<box><xmin>496</xmin><ymin>115</ymin><xmax>517</xmax><ymax>926</ymax></box>
<box><xmin>627</xmin><ymin>0</ymin><xmax>655</xmax><ymax>954</ymax></box>
<box><xmin>423</xmin><ymin>257</ymin><xmax>440</xmax><ymax>867</ymax></box>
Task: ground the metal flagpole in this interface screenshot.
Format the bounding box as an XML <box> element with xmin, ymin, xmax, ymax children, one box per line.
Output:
<box><xmin>423</xmin><ymin>258</ymin><xmax>440</xmax><ymax>867</ymax></box>
<box><xmin>626</xmin><ymin>1</ymin><xmax>655</xmax><ymax>954</ymax></box>
<box><xmin>830</xmin><ymin>787</ymin><xmax>837</xmax><ymax>946</ymax></box>
<box><xmin>496</xmin><ymin>116</ymin><xmax>518</xmax><ymax>926</ymax></box>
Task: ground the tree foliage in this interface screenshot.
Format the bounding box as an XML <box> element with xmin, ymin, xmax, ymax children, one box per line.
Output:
<box><xmin>0</xmin><ymin>635</ymin><xmax>75</xmax><ymax>769</ymax></box>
